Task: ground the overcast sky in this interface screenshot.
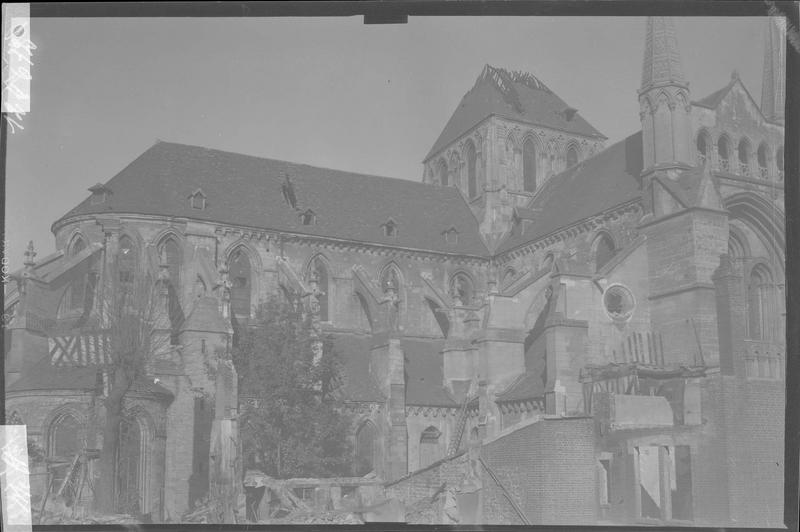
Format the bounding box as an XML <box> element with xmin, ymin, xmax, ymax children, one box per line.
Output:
<box><xmin>4</xmin><ymin>16</ymin><xmax>770</xmax><ymax>269</ymax></box>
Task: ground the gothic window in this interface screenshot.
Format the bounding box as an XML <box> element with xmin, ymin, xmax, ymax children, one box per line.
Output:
<box><xmin>437</xmin><ymin>159</ymin><xmax>448</xmax><ymax>187</ymax></box>
<box><xmin>229</xmin><ymin>248</ymin><xmax>252</xmax><ymax>316</ymax></box>
<box><xmin>450</xmin><ymin>272</ymin><xmax>474</xmax><ymax>306</ymax></box>
<box><xmin>355</xmin><ymin>421</ymin><xmax>376</xmax><ymax>476</ymax></box>
<box><xmin>118</xmin><ymin>236</ymin><xmax>136</xmax><ymax>294</ymax></box>
<box><xmin>381</xmin><ymin>267</ymin><xmax>401</xmax><ymax>295</ymax></box>
<box><xmin>747</xmin><ymin>264</ymin><xmax>773</xmax><ymax>341</ymax></box>
<box><xmin>594</xmin><ymin>233</ymin><xmax>616</xmax><ymax>272</ymax></box>
<box><xmin>696</xmin><ymin>130</ymin><xmax>710</xmax><ymax>166</ymax></box>
<box><xmin>737</xmin><ymin>138</ymin><xmax>752</xmax><ymax>176</ymax></box>
<box><xmin>67</xmin><ymin>236</ymin><xmax>87</xmax><ymax>311</ymax></box>
<box><xmin>465</xmin><ymin>140</ymin><xmax>477</xmax><ymax>199</ymax></box>
<box><xmin>776</xmin><ymin>146</ymin><xmax>784</xmax><ymax>180</ymax></box>
<box><xmin>523</xmin><ymin>138</ymin><xmax>537</xmax><ymax>192</ymax></box>
<box><xmin>159</xmin><ymin>237</ymin><xmax>183</xmax><ymax>343</ymax></box>
<box><xmin>566</xmin><ymin>145</ymin><xmax>579</xmax><ymax>169</ymax></box>
<box><xmin>502</xmin><ymin>267</ymin><xmax>517</xmax><ymax>287</ymax></box>
<box><xmin>419</xmin><ymin>426</ymin><xmax>442</xmax><ymax>469</ymax></box>
<box><xmin>159</xmin><ymin>237</ymin><xmax>181</xmax><ymax>290</ymax></box>
<box><xmin>717</xmin><ymin>135</ymin><xmax>731</xmax><ymax>172</ymax></box>
<box><xmin>116</xmin><ymin>416</ymin><xmax>142</xmax><ymax>514</ymax></box>
<box><xmin>49</xmin><ymin>413</ymin><xmax>82</xmax><ymax>492</ymax></box>
<box><xmin>757</xmin><ymin>143</ymin><xmax>769</xmax><ymax>179</ymax></box>
<box><xmin>311</xmin><ymin>257</ymin><xmax>329</xmax><ymax>322</ymax></box>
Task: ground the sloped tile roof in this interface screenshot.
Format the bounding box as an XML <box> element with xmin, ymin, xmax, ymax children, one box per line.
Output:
<box><xmin>332</xmin><ymin>334</ymin><xmax>385</xmax><ymax>403</ymax></box>
<box><xmin>332</xmin><ymin>335</ymin><xmax>457</xmax><ymax>407</ymax></box>
<box><xmin>56</xmin><ymin>142</ymin><xmax>488</xmax><ymax>257</ymax></box>
<box><xmin>496</xmin><ymin>371</ymin><xmax>545</xmax><ymax>402</ymax></box>
<box><xmin>693</xmin><ymin>80</ymin><xmax>735</xmax><ymax>109</ymax></box>
<box><xmin>497</xmin><ymin>131</ymin><xmax>644</xmax><ymax>254</ymax></box>
<box><xmin>425</xmin><ymin>65</ymin><xmax>606</xmax><ymax>161</ymax></box>
<box><xmin>7</xmin><ymin>354</ymin><xmax>173</xmax><ymax>398</ymax></box>
<box><xmin>401</xmin><ymin>337</ymin><xmax>457</xmax><ymax>407</ymax></box>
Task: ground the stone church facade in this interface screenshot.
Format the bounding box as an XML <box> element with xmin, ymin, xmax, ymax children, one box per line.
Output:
<box><xmin>4</xmin><ymin>17</ymin><xmax>786</xmax><ymax>526</ymax></box>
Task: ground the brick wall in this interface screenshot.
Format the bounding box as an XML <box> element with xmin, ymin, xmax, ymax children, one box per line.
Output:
<box><xmin>481</xmin><ymin>417</ymin><xmax>596</xmax><ymax>524</ymax></box>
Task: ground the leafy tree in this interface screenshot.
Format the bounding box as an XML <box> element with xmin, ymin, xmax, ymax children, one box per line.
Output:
<box><xmin>94</xmin><ymin>249</ymin><xmax>172</xmax><ymax>514</ymax></box>
<box><xmin>233</xmin><ymin>296</ymin><xmax>352</xmax><ymax>479</ymax></box>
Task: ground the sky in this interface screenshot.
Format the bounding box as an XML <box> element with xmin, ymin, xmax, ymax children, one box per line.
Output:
<box><xmin>4</xmin><ymin>15</ymin><xmax>769</xmax><ymax>270</ymax></box>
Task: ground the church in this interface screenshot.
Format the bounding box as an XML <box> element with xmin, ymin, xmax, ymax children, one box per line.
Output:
<box><xmin>4</xmin><ymin>17</ymin><xmax>786</xmax><ymax>526</ymax></box>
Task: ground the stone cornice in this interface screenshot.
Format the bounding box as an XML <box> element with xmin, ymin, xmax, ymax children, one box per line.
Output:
<box><xmin>54</xmin><ymin>212</ymin><xmax>490</xmax><ymax>265</ymax></box>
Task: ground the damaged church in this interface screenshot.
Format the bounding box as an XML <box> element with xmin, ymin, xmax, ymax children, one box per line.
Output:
<box><xmin>4</xmin><ymin>16</ymin><xmax>787</xmax><ymax>526</ymax></box>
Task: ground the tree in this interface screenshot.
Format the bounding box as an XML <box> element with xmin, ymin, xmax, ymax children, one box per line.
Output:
<box><xmin>233</xmin><ymin>296</ymin><xmax>352</xmax><ymax>479</ymax></box>
<box><xmin>93</xmin><ymin>247</ymin><xmax>173</xmax><ymax>514</ymax></box>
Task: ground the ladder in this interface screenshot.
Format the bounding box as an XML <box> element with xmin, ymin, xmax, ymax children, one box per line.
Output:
<box><xmin>447</xmin><ymin>394</ymin><xmax>477</xmax><ymax>457</ymax></box>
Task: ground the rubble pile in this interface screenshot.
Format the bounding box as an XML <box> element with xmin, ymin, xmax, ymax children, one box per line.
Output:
<box><xmin>35</xmin><ymin>508</ymin><xmax>139</xmax><ymax>525</ymax></box>
<box><xmin>268</xmin><ymin>510</ymin><xmax>363</xmax><ymax>525</ymax></box>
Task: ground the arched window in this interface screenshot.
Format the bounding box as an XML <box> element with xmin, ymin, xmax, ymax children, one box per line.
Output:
<box><xmin>419</xmin><ymin>426</ymin><xmax>442</xmax><ymax>469</ymax></box>
<box><xmin>159</xmin><ymin>237</ymin><xmax>183</xmax><ymax>343</ymax></box>
<box><xmin>67</xmin><ymin>237</ymin><xmax>87</xmax><ymax>311</ymax></box>
<box><xmin>437</xmin><ymin>159</ymin><xmax>448</xmax><ymax>187</ymax></box>
<box><xmin>748</xmin><ymin>265</ymin><xmax>773</xmax><ymax>341</ymax></box>
<box><xmin>160</xmin><ymin>237</ymin><xmax>181</xmax><ymax>290</ymax></box>
<box><xmin>381</xmin><ymin>266</ymin><xmax>401</xmax><ymax>295</ymax></box>
<box><xmin>717</xmin><ymin>136</ymin><xmax>731</xmax><ymax>172</ymax></box>
<box><xmin>49</xmin><ymin>413</ymin><xmax>82</xmax><ymax>492</ymax></box>
<box><xmin>118</xmin><ymin>236</ymin><xmax>136</xmax><ymax>295</ymax></box>
<box><xmin>738</xmin><ymin>138</ymin><xmax>751</xmax><ymax>176</ymax></box>
<box><xmin>502</xmin><ymin>267</ymin><xmax>517</xmax><ymax>287</ymax></box>
<box><xmin>355</xmin><ymin>421</ymin><xmax>376</xmax><ymax>476</ymax></box>
<box><xmin>594</xmin><ymin>233</ymin><xmax>616</xmax><ymax>272</ymax></box>
<box><xmin>757</xmin><ymin>143</ymin><xmax>769</xmax><ymax>179</ymax></box>
<box><xmin>465</xmin><ymin>140</ymin><xmax>477</xmax><ymax>199</ymax></box>
<box><xmin>776</xmin><ymin>146</ymin><xmax>784</xmax><ymax>180</ymax></box>
<box><xmin>450</xmin><ymin>273</ymin><xmax>474</xmax><ymax>306</ymax></box>
<box><xmin>311</xmin><ymin>257</ymin><xmax>329</xmax><ymax>321</ymax></box>
<box><xmin>117</xmin><ymin>416</ymin><xmax>142</xmax><ymax>514</ymax></box>
<box><xmin>523</xmin><ymin>138</ymin><xmax>537</xmax><ymax>192</ymax></box>
<box><xmin>696</xmin><ymin>130</ymin><xmax>710</xmax><ymax>166</ymax></box>
<box><xmin>566</xmin><ymin>145</ymin><xmax>579</xmax><ymax>169</ymax></box>
<box><xmin>229</xmin><ymin>248</ymin><xmax>252</xmax><ymax>316</ymax></box>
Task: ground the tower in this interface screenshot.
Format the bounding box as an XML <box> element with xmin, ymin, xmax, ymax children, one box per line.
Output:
<box><xmin>761</xmin><ymin>16</ymin><xmax>786</xmax><ymax>124</ymax></box>
<box><xmin>638</xmin><ymin>17</ymin><xmax>693</xmax><ymax>171</ymax></box>
<box><xmin>639</xmin><ymin>17</ymin><xmax>727</xmax><ymax>367</ymax></box>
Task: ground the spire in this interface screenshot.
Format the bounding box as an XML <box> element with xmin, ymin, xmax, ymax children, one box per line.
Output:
<box><xmin>640</xmin><ymin>17</ymin><xmax>687</xmax><ymax>92</ymax></box>
<box><xmin>638</xmin><ymin>17</ymin><xmax>693</xmax><ymax>171</ymax></box>
<box><xmin>761</xmin><ymin>17</ymin><xmax>786</xmax><ymax>123</ymax></box>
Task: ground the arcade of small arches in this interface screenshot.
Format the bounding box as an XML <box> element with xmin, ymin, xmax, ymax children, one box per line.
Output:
<box><xmin>695</xmin><ymin>128</ymin><xmax>784</xmax><ymax>181</ymax></box>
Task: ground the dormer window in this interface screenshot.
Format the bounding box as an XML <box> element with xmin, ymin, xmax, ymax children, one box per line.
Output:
<box><xmin>382</xmin><ymin>219</ymin><xmax>398</xmax><ymax>238</ymax></box>
<box><xmin>299</xmin><ymin>209</ymin><xmax>316</xmax><ymax>226</ymax></box>
<box><xmin>88</xmin><ymin>183</ymin><xmax>111</xmax><ymax>205</ymax></box>
<box><xmin>188</xmin><ymin>188</ymin><xmax>206</xmax><ymax>210</ymax></box>
<box><xmin>442</xmin><ymin>226</ymin><xmax>459</xmax><ymax>245</ymax></box>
